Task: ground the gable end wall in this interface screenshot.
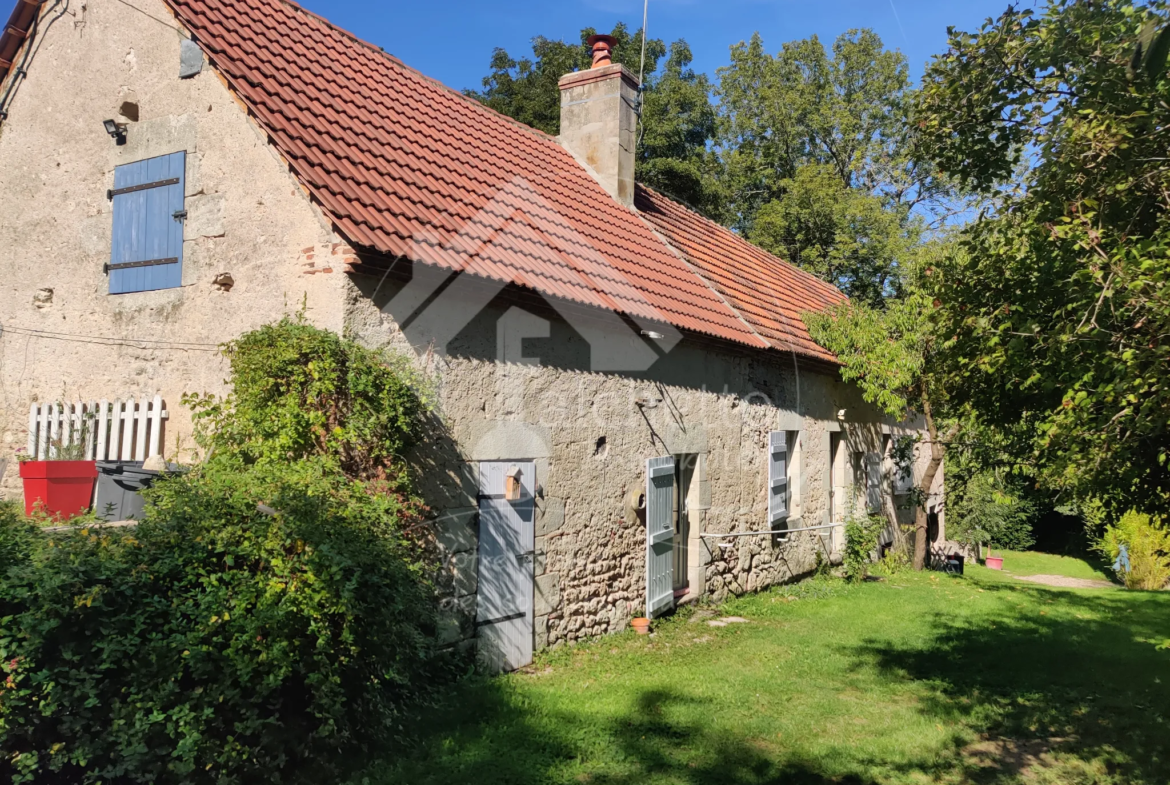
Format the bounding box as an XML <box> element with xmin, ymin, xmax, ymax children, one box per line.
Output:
<box><xmin>0</xmin><ymin>0</ymin><xmax>348</xmax><ymax>494</ymax></box>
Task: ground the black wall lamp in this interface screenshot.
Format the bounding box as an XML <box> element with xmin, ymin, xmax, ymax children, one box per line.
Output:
<box><xmin>103</xmin><ymin>119</ymin><xmax>127</xmax><ymax>145</ymax></box>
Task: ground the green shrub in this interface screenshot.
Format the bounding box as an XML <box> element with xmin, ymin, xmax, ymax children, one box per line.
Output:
<box><xmin>843</xmin><ymin>513</ymin><xmax>882</xmax><ymax>582</ymax></box>
<box><xmin>0</xmin><ymin>321</ymin><xmax>451</xmax><ymax>784</ymax></box>
<box><xmin>1097</xmin><ymin>511</ymin><xmax>1170</xmax><ymax>591</ymax></box>
<box><xmin>0</xmin><ymin>460</ymin><xmax>447</xmax><ymax>784</ymax></box>
<box><xmin>0</xmin><ymin>502</ymin><xmax>36</xmax><ymax>571</ymax></box>
<box><xmin>185</xmin><ymin>317</ymin><xmax>429</xmax><ymax>481</ymax></box>
<box><xmin>947</xmin><ymin>469</ymin><xmax>1036</xmax><ymax>554</ymax></box>
<box><xmin>874</xmin><ymin>548</ymin><xmax>912</xmax><ymax>577</ymax></box>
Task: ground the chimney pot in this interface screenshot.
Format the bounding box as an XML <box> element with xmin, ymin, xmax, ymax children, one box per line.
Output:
<box><xmin>558</xmin><ymin>41</ymin><xmax>640</xmax><ymax>208</ymax></box>
<box><xmin>556</xmin><ymin>57</ymin><xmax>641</xmax><ymax>208</ymax></box>
<box><xmin>587</xmin><ymin>34</ymin><xmax>617</xmax><ymax>69</ymax></box>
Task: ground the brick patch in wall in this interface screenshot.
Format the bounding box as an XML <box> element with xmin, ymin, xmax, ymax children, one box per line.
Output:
<box><xmin>299</xmin><ymin>244</ymin><xmax>348</xmax><ymax>275</ymax></box>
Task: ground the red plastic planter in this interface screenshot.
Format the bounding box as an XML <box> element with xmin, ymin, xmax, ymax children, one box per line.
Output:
<box><xmin>985</xmin><ymin>556</ymin><xmax>1004</xmax><ymax>571</ymax></box>
<box><xmin>19</xmin><ymin>461</ymin><xmax>98</xmax><ymax>520</ymax></box>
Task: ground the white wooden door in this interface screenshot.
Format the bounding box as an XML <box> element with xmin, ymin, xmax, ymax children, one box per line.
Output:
<box><xmin>477</xmin><ymin>461</ymin><xmax>536</xmax><ymax>673</ymax></box>
<box><xmin>646</xmin><ymin>456</ymin><xmax>676</xmax><ymax>618</ymax></box>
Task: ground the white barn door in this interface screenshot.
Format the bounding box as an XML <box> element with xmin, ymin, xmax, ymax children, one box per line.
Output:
<box><xmin>477</xmin><ymin>461</ymin><xmax>536</xmax><ymax>673</ymax></box>
<box><xmin>646</xmin><ymin>456</ymin><xmax>676</xmax><ymax>619</ymax></box>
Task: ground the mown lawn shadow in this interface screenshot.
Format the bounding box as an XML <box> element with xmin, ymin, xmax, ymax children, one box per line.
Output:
<box><xmin>375</xmin><ymin>680</ymin><xmax>887</xmax><ymax>784</ymax></box>
<box><xmin>853</xmin><ymin>581</ymin><xmax>1170</xmax><ymax>783</ymax></box>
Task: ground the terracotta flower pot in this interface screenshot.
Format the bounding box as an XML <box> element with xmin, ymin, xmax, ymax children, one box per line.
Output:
<box><xmin>19</xmin><ymin>460</ymin><xmax>98</xmax><ymax>520</ymax></box>
<box><xmin>985</xmin><ymin>556</ymin><xmax>1004</xmax><ymax>571</ymax></box>
<box><xmin>631</xmin><ymin>617</ymin><xmax>651</xmax><ymax>635</ymax></box>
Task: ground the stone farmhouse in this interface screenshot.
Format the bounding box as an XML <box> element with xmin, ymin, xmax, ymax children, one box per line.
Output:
<box><xmin>0</xmin><ymin>0</ymin><xmax>944</xmax><ymax>669</ymax></box>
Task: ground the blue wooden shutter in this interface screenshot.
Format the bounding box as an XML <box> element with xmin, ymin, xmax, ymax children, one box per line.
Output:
<box><xmin>769</xmin><ymin>431</ymin><xmax>788</xmax><ymax>522</ymax></box>
<box><xmin>866</xmin><ymin>452</ymin><xmax>883</xmax><ymax>512</ymax></box>
<box><xmin>646</xmin><ymin>456</ymin><xmax>675</xmax><ymax>619</ymax></box>
<box><xmin>109</xmin><ymin>152</ymin><xmax>186</xmax><ymax>294</ymax></box>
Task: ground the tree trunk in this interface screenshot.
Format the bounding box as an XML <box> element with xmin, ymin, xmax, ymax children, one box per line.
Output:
<box><xmin>913</xmin><ymin>394</ymin><xmax>954</xmax><ymax>571</ymax></box>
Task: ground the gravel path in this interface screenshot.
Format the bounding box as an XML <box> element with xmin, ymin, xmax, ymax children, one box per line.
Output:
<box><xmin>1014</xmin><ymin>574</ymin><xmax>1119</xmax><ymax>590</ymax></box>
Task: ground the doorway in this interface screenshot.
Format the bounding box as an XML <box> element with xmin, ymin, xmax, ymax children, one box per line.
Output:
<box><xmin>829</xmin><ymin>433</ymin><xmax>847</xmax><ymax>552</ymax></box>
<box><xmin>673</xmin><ymin>454</ymin><xmax>698</xmax><ymax>596</ymax></box>
<box><xmin>477</xmin><ymin>461</ymin><xmax>536</xmax><ymax>673</ymax></box>
<box><xmin>829</xmin><ymin>433</ymin><xmax>844</xmax><ymax>524</ymax></box>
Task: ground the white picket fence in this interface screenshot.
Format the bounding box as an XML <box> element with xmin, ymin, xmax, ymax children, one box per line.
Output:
<box><xmin>27</xmin><ymin>397</ymin><xmax>169</xmax><ymax>462</ymax></box>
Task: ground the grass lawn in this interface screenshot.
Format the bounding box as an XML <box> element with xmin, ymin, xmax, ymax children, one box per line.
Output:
<box><xmin>989</xmin><ymin>550</ymin><xmax>1114</xmax><ymax>583</ymax></box>
<box><xmin>374</xmin><ymin>556</ymin><xmax>1170</xmax><ymax>785</ymax></box>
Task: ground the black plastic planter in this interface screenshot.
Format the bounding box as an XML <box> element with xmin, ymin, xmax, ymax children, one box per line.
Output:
<box><xmin>94</xmin><ymin>462</ymin><xmax>159</xmax><ymax>522</ymax></box>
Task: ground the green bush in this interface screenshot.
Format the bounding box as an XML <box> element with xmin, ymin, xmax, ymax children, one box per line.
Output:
<box><xmin>0</xmin><ymin>501</ymin><xmax>36</xmax><ymax>571</ymax></box>
<box><xmin>1097</xmin><ymin>511</ymin><xmax>1170</xmax><ymax>591</ymax></box>
<box><xmin>185</xmin><ymin>317</ymin><xmax>429</xmax><ymax>481</ymax></box>
<box><xmin>946</xmin><ymin>469</ymin><xmax>1036</xmax><ymax>554</ymax></box>
<box><xmin>0</xmin><ymin>321</ymin><xmax>450</xmax><ymax>784</ymax></box>
<box><xmin>0</xmin><ymin>460</ymin><xmax>446</xmax><ymax>784</ymax></box>
<box><xmin>843</xmin><ymin>513</ymin><xmax>882</xmax><ymax>583</ymax></box>
<box><xmin>874</xmin><ymin>548</ymin><xmax>912</xmax><ymax>577</ymax></box>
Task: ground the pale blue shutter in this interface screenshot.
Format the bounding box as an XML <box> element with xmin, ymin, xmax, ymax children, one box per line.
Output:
<box><xmin>769</xmin><ymin>432</ymin><xmax>788</xmax><ymax>523</ymax></box>
<box><xmin>866</xmin><ymin>452</ymin><xmax>882</xmax><ymax>512</ymax></box>
<box><xmin>109</xmin><ymin>152</ymin><xmax>186</xmax><ymax>294</ymax></box>
<box><xmin>646</xmin><ymin>456</ymin><xmax>675</xmax><ymax>619</ymax></box>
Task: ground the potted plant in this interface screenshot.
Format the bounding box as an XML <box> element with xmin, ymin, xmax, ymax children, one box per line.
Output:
<box><xmin>17</xmin><ymin>430</ymin><xmax>98</xmax><ymax>521</ymax></box>
<box><xmin>631</xmin><ymin>617</ymin><xmax>651</xmax><ymax>635</ymax></box>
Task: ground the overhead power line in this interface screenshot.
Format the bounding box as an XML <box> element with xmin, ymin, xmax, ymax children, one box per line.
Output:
<box><xmin>0</xmin><ymin>324</ymin><xmax>223</xmax><ymax>353</ymax></box>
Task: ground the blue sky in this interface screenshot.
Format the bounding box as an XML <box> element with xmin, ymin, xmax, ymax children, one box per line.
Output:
<box><xmin>2</xmin><ymin>1</ymin><xmax>1020</xmax><ymax>91</ymax></box>
<box><xmin>289</xmin><ymin>0</ymin><xmax>1018</xmax><ymax>91</ymax></box>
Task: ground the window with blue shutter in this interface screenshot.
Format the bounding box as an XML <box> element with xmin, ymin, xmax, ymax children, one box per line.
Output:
<box><xmin>769</xmin><ymin>431</ymin><xmax>788</xmax><ymax>525</ymax></box>
<box><xmin>108</xmin><ymin>151</ymin><xmax>186</xmax><ymax>294</ymax></box>
<box><xmin>646</xmin><ymin>456</ymin><xmax>676</xmax><ymax>619</ymax></box>
<box><xmin>866</xmin><ymin>452</ymin><xmax>883</xmax><ymax>513</ymax></box>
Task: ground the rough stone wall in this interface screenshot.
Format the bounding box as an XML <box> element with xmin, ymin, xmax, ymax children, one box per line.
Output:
<box><xmin>0</xmin><ymin>0</ymin><xmax>349</xmax><ymax>496</ymax></box>
<box><xmin>343</xmin><ymin>277</ymin><xmax>897</xmax><ymax>649</ymax></box>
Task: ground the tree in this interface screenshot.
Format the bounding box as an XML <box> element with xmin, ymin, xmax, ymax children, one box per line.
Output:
<box><xmin>916</xmin><ymin>1</ymin><xmax>1170</xmax><ymax>516</ymax></box>
<box><xmin>468</xmin><ymin>24</ymin><xmax>661</xmax><ymax>136</ymax></box>
<box><xmin>749</xmin><ymin>163</ymin><xmax>918</xmax><ymax>305</ymax></box>
<box><xmin>468</xmin><ymin>25</ymin><xmax>721</xmax><ymax>213</ymax></box>
<box><xmin>946</xmin><ymin>461</ymin><xmax>1037</xmax><ymax>557</ymax></box>
<box><xmin>806</xmin><ymin>241</ymin><xmax>960</xmax><ymax>570</ymax></box>
<box><xmin>636</xmin><ymin>40</ymin><xmax>722</xmax><ymax>214</ymax></box>
<box><xmin>716</xmin><ymin>30</ymin><xmax>948</xmax><ymax>306</ymax></box>
<box><xmin>716</xmin><ymin>29</ymin><xmax>942</xmax><ymax>236</ymax></box>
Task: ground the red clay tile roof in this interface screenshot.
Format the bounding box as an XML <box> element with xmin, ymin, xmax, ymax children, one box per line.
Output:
<box><xmin>0</xmin><ymin>0</ymin><xmax>44</xmax><ymax>84</ymax></box>
<box><xmin>163</xmin><ymin>0</ymin><xmax>842</xmax><ymax>361</ymax></box>
<box><xmin>637</xmin><ymin>186</ymin><xmax>847</xmax><ymax>364</ymax></box>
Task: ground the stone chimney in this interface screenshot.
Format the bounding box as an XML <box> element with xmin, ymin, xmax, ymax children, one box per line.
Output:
<box><xmin>558</xmin><ymin>35</ymin><xmax>640</xmax><ymax>208</ymax></box>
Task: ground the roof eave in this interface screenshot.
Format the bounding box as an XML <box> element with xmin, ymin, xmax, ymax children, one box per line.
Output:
<box><xmin>0</xmin><ymin>0</ymin><xmax>44</xmax><ymax>85</ymax></box>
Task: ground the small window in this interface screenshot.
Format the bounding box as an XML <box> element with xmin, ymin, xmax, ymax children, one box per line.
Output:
<box><xmin>108</xmin><ymin>151</ymin><xmax>186</xmax><ymax>294</ymax></box>
<box><xmin>769</xmin><ymin>431</ymin><xmax>802</xmax><ymax>540</ymax></box>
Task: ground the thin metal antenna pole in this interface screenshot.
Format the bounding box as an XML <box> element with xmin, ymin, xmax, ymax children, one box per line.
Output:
<box><xmin>638</xmin><ymin>0</ymin><xmax>649</xmax><ymax>86</ymax></box>
<box><xmin>636</xmin><ymin>0</ymin><xmax>649</xmax><ymax>148</ymax></box>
